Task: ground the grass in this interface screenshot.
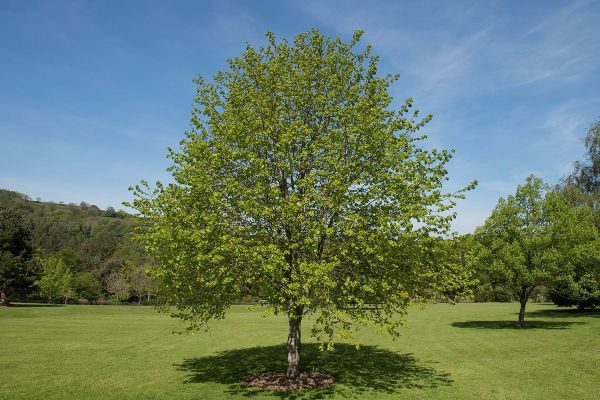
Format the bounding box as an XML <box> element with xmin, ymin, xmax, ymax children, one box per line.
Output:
<box><xmin>1</xmin><ymin>302</ymin><xmax>599</xmax><ymax>399</ymax></box>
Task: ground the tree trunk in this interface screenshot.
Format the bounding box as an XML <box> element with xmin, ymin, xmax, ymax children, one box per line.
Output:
<box><xmin>287</xmin><ymin>316</ymin><xmax>302</xmax><ymax>378</ymax></box>
<box><xmin>517</xmin><ymin>299</ymin><xmax>527</xmax><ymax>328</ymax></box>
<box><xmin>0</xmin><ymin>290</ymin><xmax>9</xmax><ymax>306</ymax></box>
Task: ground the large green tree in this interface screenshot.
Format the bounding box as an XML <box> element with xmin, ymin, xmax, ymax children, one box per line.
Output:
<box><xmin>0</xmin><ymin>207</ymin><xmax>35</xmax><ymax>305</ymax></box>
<box><xmin>546</xmin><ymin>195</ymin><xmax>600</xmax><ymax>310</ymax></box>
<box><xmin>475</xmin><ymin>176</ymin><xmax>552</xmax><ymax>327</ymax></box>
<box><xmin>552</xmin><ymin>118</ymin><xmax>600</xmax><ymax>309</ymax></box>
<box><xmin>129</xmin><ymin>29</ymin><xmax>473</xmax><ymax>377</ymax></box>
<box><xmin>476</xmin><ymin>176</ymin><xmax>599</xmax><ymax>325</ymax></box>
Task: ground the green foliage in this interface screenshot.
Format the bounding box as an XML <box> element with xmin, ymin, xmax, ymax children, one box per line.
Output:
<box><xmin>420</xmin><ymin>235</ymin><xmax>479</xmax><ymax>302</ymax></box>
<box><xmin>0</xmin><ymin>207</ymin><xmax>36</xmax><ymax>304</ymax></box>
<box><xmin>129</xmin><ymin>28</ymin><xmax>474</xmax><ymax>348</ymax></box>
<box><xmin>476</xmin><ymin>176</ymin><xmax>552</xmax><ymax>299</ymax></box>
<box><xmin>563</xmin><ymin>119</ymin><xmax>600</xmax><ymax>194</ymax></box>
<box><xmin>545</xmin><ymin>194</ymin><xmax>600</xmax><ymax>309</ymax></box>
<box><xmin>475</xmin><ymin>176</ymin><xmax>555</xmax><ymax>326</ymax></box>
<box><xmin>0</xmin><ymin>188</ymin><xmax>154</xmax><ymax>303</ymax></box>
<box><xmin>476</xmin><ymin>176</ymin><xmax>600</xmax><ymax>322</ymax></box>
<box><xmin>72</xmin><ymin>272</ymin><xmax>103</xmax><ymax>301</ymax></box>
<box><xmin>35</xmin><ymin>255</ymin><xmax>73</xmax><ymax>303</ymax></box>
<box><xmin>105</xmin><ymin>266</ymin><xmax>131</xmax><ymax>305</ymax></box>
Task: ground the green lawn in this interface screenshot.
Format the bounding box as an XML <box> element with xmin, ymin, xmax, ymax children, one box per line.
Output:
<box><xmin>1</xmin><ymin>302</ymin><xmax>598</xmax><ymax>399</ymax></box>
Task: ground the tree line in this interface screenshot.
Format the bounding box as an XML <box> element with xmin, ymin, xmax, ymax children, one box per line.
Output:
<box><xmin>0</xmin><ymin>190</ymin><xmax>154</xmax><ymax>305</ymax></box>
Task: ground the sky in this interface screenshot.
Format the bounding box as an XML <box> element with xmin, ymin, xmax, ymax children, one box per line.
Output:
<box><xmin>1</xmin><ymin>0</ymin><xmax>599</xmax><ymax>233</ymax></box>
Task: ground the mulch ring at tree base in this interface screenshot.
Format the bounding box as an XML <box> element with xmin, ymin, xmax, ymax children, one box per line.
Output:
<box><xmin>242</xmin><ymin>372</ymin><xmax>335</xmax><ymax>391</ymax></box>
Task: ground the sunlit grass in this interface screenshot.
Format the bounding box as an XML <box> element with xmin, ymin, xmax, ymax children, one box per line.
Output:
<box><xmin>1</xmin><ymin>302</ymin><xmax>598</xmax><ymax>399</ymax></box>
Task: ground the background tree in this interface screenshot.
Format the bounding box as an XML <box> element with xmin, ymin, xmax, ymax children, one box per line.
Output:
<box><xmin>72</xmin><ymin>272</ymin><xmax>103</xmax><ymax>302</ymax></box>
<box><xmin>105</xmin><ymin>268</ymin><xmax>131</xmax><ymax>305</ymax></box>
<box><xmin>564</xmin><ymin>119</ymin><xmax>600</xmax><ymax>194</ymax></box>
<box><xmin>428</xmin><ymin>235</ymin><xmax>479</xmax><ymax>302</ymax></box>
<box><xmin>475</xmin><ymin>176</ymin><xmax>553</xmax><ymax>327</ymax></box>
<box><xmin>0</xmin><ymin>188</ymin><xmax>149</xmax><ymax>303</ymax></box>
<box><xmin>0</xmin><ymin>207</ymin><xmax>35</xmax><ymax>305</ymax></box>
<box><xmin>545</xmin><ymin>194</ymin><xmax>600</xmax><ymax>310</ymax></box>
<box><xmin>129</xmin><ymin>264</ymin><xmax>154</xmax><ymax>303</ymax></box>
<box><xmin>129</xmin><ymin>29</ymin><xmax>474</xmax><ymax>377</ymax></box>
<box><xmin>560</xmin><ymin>118</ymin><xmax>600</xmax><ymax>228</ymax></box>
<box><xmin>35</xmin><ymin>255</ymin><xmax>73</xmax><ymax>304</ymax></box>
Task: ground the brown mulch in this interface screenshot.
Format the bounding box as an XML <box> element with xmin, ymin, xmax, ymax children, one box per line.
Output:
<box><xmin>242</xmin><ymin>371</ymin><xmax>335</xmax><ymax>392</ymax></box>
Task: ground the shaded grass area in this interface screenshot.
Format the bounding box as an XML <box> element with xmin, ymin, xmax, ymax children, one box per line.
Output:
<box><xmin>451</xmin><ymin>320</ymin><xmax>586</xmax><ymax>329</ymax></box>
<box><xmin>1</xmin><ymin>302</ymin><xmax>599</xmax><ymax>399</ymax></box>
<box><xmin>178</xmin><ymin>344</ymin><xmax>451</xmax><ymax>399</ymax></box>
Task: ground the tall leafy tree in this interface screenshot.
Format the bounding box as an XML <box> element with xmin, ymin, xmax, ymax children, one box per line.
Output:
<box><xmin>105</xmin><ymin>266</ymin><xmax>131</xmax><ymax>305</ymax></box>
<box><xmin>560</xmin><ymin>118</ymin><xmax>600</xmax><ymax>228</ymax></box>
<box><xmin>35</xmin><ymin>255</ymin><xmax>73</xmax><ymax>304</ymax></box>
<box><xmin>545</xmin><ymin>195</ymin><xmax>600</xmax><ymax>310</ymax></box>
<box><xmin>128</xmin><ymin>29</ymin><xmax>473</xmax><ymax>377</ymax></box>
<box><xmin>553</xmin><ymin>118</ymin><xmax>600</xmax><ymax>308</ymax></box>
<box><xmin>564</xmin><ymin>119</ymin><xmax>600</xmax><ymax>194</ymax></box>
<box><xmin>0</xmin><ymin>207</ymin><xmax>35</xmax><ymax>305</ymax></box>
<box><xmin>475</xmin><ymin>176</ymin><xmax>553</xmax><ymax>327</ymax></box>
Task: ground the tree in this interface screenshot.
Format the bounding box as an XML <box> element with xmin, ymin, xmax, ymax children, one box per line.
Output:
<box><xmin>560</xmin><ymin>118</ymin><xmax>600</xmax><ymax>228</ymax></box>
<box><xmin>72</xmin><ymin>272</ymin><xmax>103</xmax><ymax>301</ymax></box>
<box><xmin>105</xmin><ymin>268</ymin><xmax>131</xmax><ymax>305</ymax></box>
<box><xmin>128</xmin><ymin>29</ymin><xmax>473</xmax><ymax>377</ymax></box>
<box><xmin>129</xmin><ymin>264</ymin><xmax>154</xmax><ymax>303</ymax></box>
<box><xmin>35</xmin><ymin>255</ymin><xmax>73</xmax><ymax>304</ymax></box>
<box><xmin>475</xmin><ymin>176</ymin><xmax>554</xmax><ymax>327</ymax></box>
<box><xmin>545</xmin><ymin>195</ymin><xmax>600</xmax><ymax>310</ymax></box>
<box><xmin>564</xmin><ymin>119</ymin><xmax>600</xmax><ymax>194</ymax></box>
<box><xmin>0</xmin><ymin>207</ymin><xmax>35</xmax><ymax>305</ymax></box>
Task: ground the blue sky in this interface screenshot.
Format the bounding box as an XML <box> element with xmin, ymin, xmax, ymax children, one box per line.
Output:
<box><xmin>1</xmin><ymin>0</ymin><xmax>599</xmax><ymax>233</ymax></box>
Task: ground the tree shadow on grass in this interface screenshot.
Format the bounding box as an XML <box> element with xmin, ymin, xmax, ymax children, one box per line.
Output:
<box><xmin>526</xmin><ymin>308</ymin><xmax>600</xmax><ymax>319</ymax></box>
<box><xmin>176</xmin><ymin>343</ymin><xmax>452</xmax><ymax>399</ymax></box>
<box><xmin>451</xmin><ymin>320</ymin><xmax>586</xmax><ymax>329</ymax></box>
<box><xmin>9</xmin><ymin>303</ymin><xmax>63</xmax><ymax>307</ymax></box>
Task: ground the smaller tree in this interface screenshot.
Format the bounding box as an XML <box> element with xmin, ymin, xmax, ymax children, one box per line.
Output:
<box><xmin>129</xmin><ymin>264</ymin><xmax>154</xmax><ymax>303</ymax></box>
<box><xmin>105</xmin><ymin>268</ymin><xmax>131</xmax><ymax>304</ymax></box>
<box><xmin>475</xmin><ymin>176</ymin><xmax>553</xmax><ymax>327</ymax></box>
<box><xmin>72</xmin><ymin>272</ymin><xmax>103</xmax><ymax>302</ymax></box>
<box><xmin>563</xmin><ymin>119</ymin><xmax>600</xmax><ymax>195</ymax></box>
<box><xmin>35</xmin><ymin>255</ymin><xmax>73</xmax><ymax>304</ymax></box>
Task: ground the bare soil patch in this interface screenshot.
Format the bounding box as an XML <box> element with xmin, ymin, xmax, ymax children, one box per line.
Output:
<box><xmin>242</xmin><ymin>371</ymin><xmax>335</xmax><ymax>391</ymax></box>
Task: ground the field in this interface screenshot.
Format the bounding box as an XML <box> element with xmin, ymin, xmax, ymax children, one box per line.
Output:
<box><xmin>1</xmin><ymin>302</ymin><xmax>599</xmax><ymax>400</ymax></box>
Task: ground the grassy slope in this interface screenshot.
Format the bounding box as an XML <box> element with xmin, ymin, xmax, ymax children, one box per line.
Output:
<box><xmin>1</xmin><ymin>303</ymin><xmax>598</xmax><ymax>400</ymax></box>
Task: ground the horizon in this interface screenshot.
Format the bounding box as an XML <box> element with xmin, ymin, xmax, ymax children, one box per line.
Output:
<box><xmin>1</xmin><ymin>0</ymin><xmax>599</xmax><ymax>233</ymax></box>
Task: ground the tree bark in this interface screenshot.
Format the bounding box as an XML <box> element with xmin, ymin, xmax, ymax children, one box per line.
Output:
<box><xmin>517</xmin><ymin>298</ymin><xmax>527</xmax><ymax>328</ymax></box>
<box><xmin>287</xmin><ymin>316</ymin><xmax>302</xmax><ymax>378</ymax></box>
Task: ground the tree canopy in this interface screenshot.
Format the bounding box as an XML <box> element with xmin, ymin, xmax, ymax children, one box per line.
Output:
<box><xmin>475</xmin><ymin>176</ymin><xmax>553</xmax><ymax>326</ymax></box>
<box><xmin>129</xmin><ymin>29</ymin><xmax>474</xmax><ymax>377</ymax></box>
<box><xmin>0</xmin><ymin>207</ymin><xmax>35</xmax><ymax>305</ymax></box>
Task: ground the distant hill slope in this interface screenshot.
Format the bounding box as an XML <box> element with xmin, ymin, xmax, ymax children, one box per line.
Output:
<box><xmin>0</xmin><ymin>188</ymin><xmax>148</xmax><ymax>288</ymax></box>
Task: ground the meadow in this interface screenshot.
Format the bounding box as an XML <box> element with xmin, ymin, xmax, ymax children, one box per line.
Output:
<box><xmin>1</xmin><ymin>302</ymin><xmax>599</xmax><ymax>400</ymax></box>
